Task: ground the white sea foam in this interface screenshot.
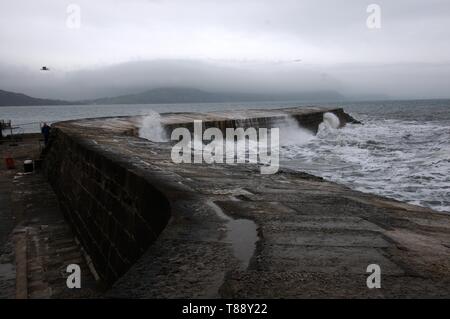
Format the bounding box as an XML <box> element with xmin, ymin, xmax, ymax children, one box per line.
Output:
<box><xmin>319</xmin><ymin>112</ymin><xmax>340</xmax><ymax>131</ymax></box>
<box><xmin>281</xmin><ymin>116</ymin><xmax>450</xmax><ymax>213</ymax></box>
<box><xmin>139</xmin><ymin>111</ymin><xmax>167</xmax><ymax>142</ymax></box>
<box><xmin>280</xmin><ymin>116</ymin><xmax>315</xmax><ymax>146</ymax></box>
<box><xmin>201</xmin><ymin>116</ymin><xmax>313</xmax><ymax>164</ymax></box>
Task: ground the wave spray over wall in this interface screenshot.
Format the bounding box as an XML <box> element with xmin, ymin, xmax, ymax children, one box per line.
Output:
<box><xmin>139</xmin><ymin>111</ymin><xmax>167</xmax><ymax>142</ymax></box>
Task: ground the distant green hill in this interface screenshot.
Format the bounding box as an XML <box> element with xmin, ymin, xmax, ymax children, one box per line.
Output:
<box><xmin>87</xmin><ymin>87</ymin><xmax>345</xmax><ymax>105</ymax></box>
<box><xmin>1</xmin><ymin>87</ymin><xmax>346</xmax><ymax>106</ymax></box>
<box><xmin>0</xmin><ymin>89</ymin><xmax>73</xmax><ymax>106</ymax></box>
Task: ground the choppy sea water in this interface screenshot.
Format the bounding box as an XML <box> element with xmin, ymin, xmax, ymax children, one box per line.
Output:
<box><xmin>280</xmin><ymin>100</ymin><xmax>450</xmax><ymax>213</ymax></box>
<box><xmin>1</xmin><ymin>99</ymin><xmax>449</xmax><ymax>212</ymax></box>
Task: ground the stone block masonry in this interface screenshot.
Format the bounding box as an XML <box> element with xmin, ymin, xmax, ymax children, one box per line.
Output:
<box><xmin>42</xmin><ymin>128</ymin><xmax>171</xmax><ymax>284</ymax></box>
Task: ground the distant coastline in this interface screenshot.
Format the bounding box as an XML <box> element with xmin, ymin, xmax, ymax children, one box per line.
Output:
<box><xmin>1</xmin><ymin>87</ymin><xmax>349</xmax><ymax>107</ymax></box>
<box><xmin>0</xmin><ymin>89</ymin><xmax>75</xmax><ymax>107</ymax></box>
<box><xmin>3</xmin><ymin>87</ymin><xmax>449</xmax><ymax>109</ymax></box>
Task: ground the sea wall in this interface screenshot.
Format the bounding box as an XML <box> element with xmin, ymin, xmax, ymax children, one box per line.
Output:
<box><xmin>34</xmin><ymin>107</ymin><xmax>450</xmax><ymax>297</ymax></box>
<box><xmin>40</xmin><ymin>106</ymin><xmax>359</xmax><ymax>285</ymax></box>
<box><xmin>42</xmin><ymin>128</ymin><xmax>171</xmax><ymax>284</ymax></box>
<box><xmin>292</xmin><ymin>108</ymin><xmax>360</xmax><ymax>132</ymax></box>
<box><xmin>162</xmin><ymin>107</ymin><xmax>360</xmax><ymax>135</ymax></box>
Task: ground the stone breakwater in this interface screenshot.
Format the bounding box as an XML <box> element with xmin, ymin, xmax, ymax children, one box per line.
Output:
<box><xmin>41</xmin><ymin>107</ymin><xmax>450</xmax><ymax>298</ymax></box>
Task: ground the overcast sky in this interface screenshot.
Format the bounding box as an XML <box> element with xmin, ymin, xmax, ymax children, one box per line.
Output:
<box><xmin>1</xmin><ymin>0</ymin><xmax>449</xmax><ymax>100</ymax></box>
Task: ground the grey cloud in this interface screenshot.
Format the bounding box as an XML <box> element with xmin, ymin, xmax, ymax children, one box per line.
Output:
<box><xmin>0</xmin><ymin>0</ymin><xmax>449</xmax><ymax>100</ymax></box>
<box><xmin>0</xmin><ymin>59</ymin><xmax>343</xmax><ymax>100</ymax></box>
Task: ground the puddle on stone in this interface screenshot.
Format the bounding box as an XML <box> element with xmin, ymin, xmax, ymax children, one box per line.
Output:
<box><xmin>208</xmin><ymin>201</ymin><xmax>258</xmax><ymax>270</ymax></box>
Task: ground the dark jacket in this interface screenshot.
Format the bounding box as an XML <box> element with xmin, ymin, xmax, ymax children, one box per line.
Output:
<box><xmin>41</xmin><ymin>125</ymin><xmax>50</xmax><ymax>136</ymax></box>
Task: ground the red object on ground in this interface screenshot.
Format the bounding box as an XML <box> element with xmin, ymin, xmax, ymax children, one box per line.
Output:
<box><xmin>5</xmin><ymin>157</ymin><xmax>15</xmax><ymax>169</ymax></box>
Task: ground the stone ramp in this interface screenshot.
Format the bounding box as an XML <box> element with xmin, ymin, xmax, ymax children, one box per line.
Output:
<box><xmin>0</xmin><ymin>171</ymin><xmax>16</xmax><ymax>299</ymax></box>
<box><xmin>0</xmin><ymin>135</ymin><xmax>99</xmax><ymax>299</ymax></box>
<box><xmin>10</xmin><ymin>173</ymin><xmax>99</xmax><ymax>298</ymax></box>
<box><xmin>41</xmin><ymin>106</ymin><xmax>450</xmax><ymax>298</ymax></box>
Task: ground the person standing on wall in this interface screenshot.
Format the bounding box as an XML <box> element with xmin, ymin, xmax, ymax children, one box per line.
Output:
<box><xmin>41</xmin><ymin>122</ymin><xmax>51</xmax><ymax>146</ymax></box>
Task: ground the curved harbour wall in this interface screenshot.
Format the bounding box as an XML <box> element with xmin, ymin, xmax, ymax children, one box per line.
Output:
<box><xmin>34</xmin><ymin>107</ymin><xmax>450</xmax><ymax>298</ymax></box>
<box><xmin>161</xmin><ymin>107</ymin><xmax>360</xmax><ymax>135</ymax></box>
<box><xmin>41</xmin><ymin>107</ymin><xmax>358</xmax><ymax>285</ymax></box>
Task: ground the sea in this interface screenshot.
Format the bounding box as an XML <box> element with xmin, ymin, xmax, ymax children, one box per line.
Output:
<box><xmin>1</xmin><ymin>99</ymin><xmax>449</xmax><ymax>213</ymax></box>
